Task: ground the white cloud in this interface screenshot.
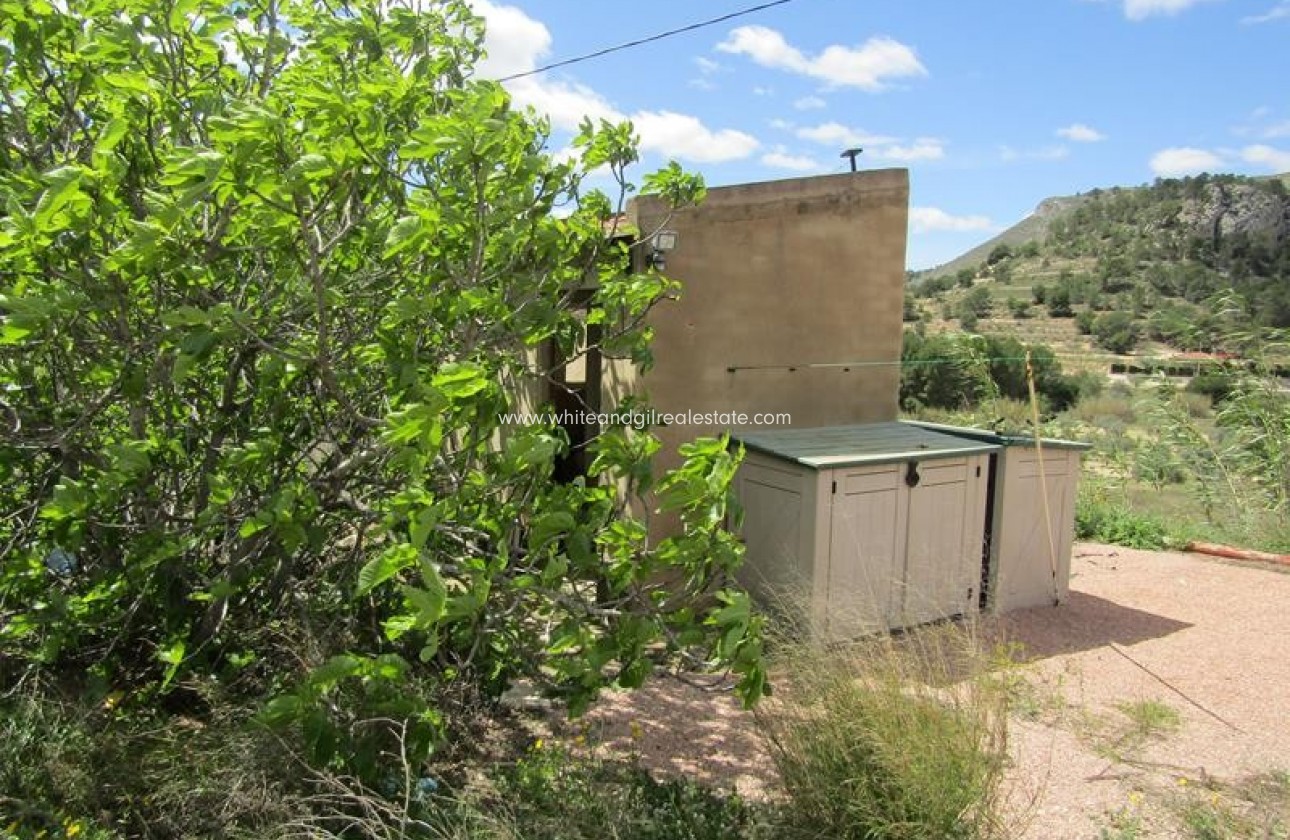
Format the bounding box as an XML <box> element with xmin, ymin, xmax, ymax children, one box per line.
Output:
<box><xmin>794</xmin><ymin>122</ymin><xmax>942</xmax><ymax>162</ymax></box>
<box><xmin>1000</xmin><ymin>144</ymin><xmax>1070</xmax><ymax>162</ymax></box>
<box><xmin>761</xmin><ymin>148</ymin><xmax>823</xmax><ymax>172</ymax></box>
<box><xmin>1264</xmin><ymin>121</ymin><xmax>1290</xmax><ymax>139</ymax></box>
<box><xmin>633</xmin><ymin>111</ymin><xmax>760</xmax><ymax>163</ymax></box>
<box><xmin>505</xmin><ymin>76</ymin><xmax>619</xmax><ymax>132</ymax></box>
<box><xmin>811</xmin><ymin>37</ymin><xmax>927</xmax><ymax>90</ymax></box>
<box><xmin>870</xmin><ymin>139</ymin><xmax>945</xmax><ymax>162</ymax></box>
<box><xmin>909</xmin><ymin>207</ymin><xmax>995</xmax><ymax>233</ymax></box>
<box><xmin>474</xmin><ymin>0</ymin><xmax>551</xmax><ymax>77</ymax></box>
<box><xmin>1241</xmin><ymin>144</ymin><xmax>1290</xmax><ymax>171</ymax></box>
<box><xmin>793</xmin><ymin>95</ymin><xmax>827</xmax><ymax>110</ymax></box>
<box><xmin>1241</xmin><ymin>1</ymin><xmax>1290</xmax><ymax>23</ymax></box>
<box><xmin>1056</xmin><ymin>123</ymin><xmax>1107</xmax><ymax>143</ymax></box>
<box><xmin>475</xmin><ymin>1</ymin><xmax>756</xmax><ymax>164</ymax></box>
<box><xmin>717</xmin><ymin>25</ymin><xmax>926</xmax><ymax>91</ymax></box>
<box><xmin>1149</xmin><ymin>146</ymin><xmax>1227</xmax><ymax>176</ymax></box>
<box><xmin>694</xmin><ymin>56</ymin><xmax>722</xmax><ymax>74</ymax></box>
<box><xmin>475</xmin><ymin>0</ymin><xmax>608</xmax><ymax>130</ymax></box>
<box><xmin>1122</xmin><ymin>0</ymin><xmax>1222</xmax><ymax>20</ymax></box>
<box><xmin>689</xmin><ymin>56</ymin><xmax>724</xmax><ymax>91</ymax></box>
<box><xmin>752</xmin><ymin>85</ymin><xmax>774</xmax><ymax>96</ymax></box>
<box><xmin>1231</xmin><ymin>109</ymin><xmax>1290</xmax><ymax>139</ymax></box>
<box><xmin>769</xmin><ymin>118</ymin><xmax>795</xmax><ymax>131</ymax></box>
<box><xmin>795</xmin><ymin>121</ymin><xmax>895</xmax><ymax>147</ymax></box>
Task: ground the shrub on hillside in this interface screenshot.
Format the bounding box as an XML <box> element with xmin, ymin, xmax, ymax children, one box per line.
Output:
<box><xmin>1007</xmin><ymin>297</ymin><xmax>1031</xmax><ymax>319</ymax></box>
<box><xmin>904</xmin><ymin>294</ymin><xmax>922</xmax><ymax>322</ymax></box>
<box><xmin>900</xmin><ymin>332</ymin><xmax>1084</xmax><ymax>413</ymax></box>
<box><xmin>960</xmin><ymin>286</ymin><xmax>993</xmax><ymax>319</ymax></box>
<box><xmin>1068</xmin><ymin>370</ymin><xmax>1107</xmax><ymax>402</ymax></box>
<box><xmin>1075</xmin><ymin>310</ymin><xmax>1097</xmax><ymax>335</ymax></box>
<box><xmin>980</xmin><ymin>335</ymin><xmax>1082</xmax><ymax>412</ymax></box>
<box><xmin>1186</xmin><ymin>371</ymin><xmax>1238</xmax><ymax>405</ymax></box>
<box><xmin>901</xmin><ymin>332</ymin><xmax>996</xmax><ymax>410</ymax></box>
<box><xmin>1047</xmin><ymin>288</ymin><xmax>1074</xmax><ymax>318</ymax></box>
<box><xmin>1093</xmin><ymin>312</ymin><xmax>1141</xmax><ymax>353</ymax></box>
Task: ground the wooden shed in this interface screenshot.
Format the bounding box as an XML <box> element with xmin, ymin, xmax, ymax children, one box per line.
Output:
<box><xmin>903</xmin><ymin>421</ymin><xmax>1091</xmax><ymax>612</ymax></box>
<box><xmin>730</xmin><ymin>423</ymin><xmax>999</xmax><ymax>639</ymax></box>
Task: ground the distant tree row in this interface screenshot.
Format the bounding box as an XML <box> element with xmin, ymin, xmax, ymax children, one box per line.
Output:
<box><xmin>900</xmin><ymin>331</ymin><xmax>1087</xmax><ymax>412</ymax></box>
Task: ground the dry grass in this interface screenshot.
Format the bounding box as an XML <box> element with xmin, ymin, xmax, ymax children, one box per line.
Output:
<box><xmin>1067</xmin><ymin>393</ymin><xmax>1139</xmax><ymax>426</ymax></box>
<box><xmin>753</xmin><ymin>621</ymin><xmax>1016</xmax><ymax>840</ymax></box>
<box><xmin>1168</xmin><ymin>771</ymin><xmax>1290</xmax><ymax>840</ymax></box>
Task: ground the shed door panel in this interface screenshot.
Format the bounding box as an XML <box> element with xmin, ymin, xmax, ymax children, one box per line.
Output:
<box><xmin>901</xmin><ymin>458</ymin><xmax>978</xmax><ymax>625</ymax></box>
<box><xmin>996</xmin><ymin>451</ymin><xmax>1076</xmax><ymax>609</ymax></box>
<box><xmin>1012</xmin><ymin>450</ymin><xmax>1071</xmax><ymax>479</ymax></box>
<box><xmin>828</xmin><ymin>465</ymin><xmax>905</xmax><ymax>636</ymax></box>
<box><xmin>738</xmin><ymin>460</ymin><xmax>810</xmax><ymax>600</ymax></box>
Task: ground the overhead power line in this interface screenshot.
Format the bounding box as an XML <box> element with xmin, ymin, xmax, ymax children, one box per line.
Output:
<box><xmin>724</xmin><ymin>354</ymin><xmax>1154</xmax><ymax>373</ymax></box>
<box><xmin>497</xmin><ymin>0</ymin><xmax>800</xmax><ymax>82</ymax></box>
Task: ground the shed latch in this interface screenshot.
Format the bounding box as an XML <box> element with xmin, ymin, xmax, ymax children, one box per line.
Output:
<box><xmin>976</xmin><ymin>465</ymin><xmax>981</xmax><ymax>478</ymax></box>
<box><xmin>904</xmin><ymin>462</ymin><xmax>921</xmax><ymax>488</ymax></box>
<box><xmin>831</xmin><ymin>480</ymin><xmax>837</xmax><ymax>495</ymax></box>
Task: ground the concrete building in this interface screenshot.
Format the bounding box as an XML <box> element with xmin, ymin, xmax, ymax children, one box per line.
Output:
<box><xmin>615</xmin><ymin>168</ymin><xmax>910</xmax><ymax>488</ymax></box>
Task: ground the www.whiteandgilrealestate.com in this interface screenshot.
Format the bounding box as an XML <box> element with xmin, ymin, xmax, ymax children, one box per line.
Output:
<box><xmin>500</xmin><ymin>410</ymin><xmax>793</xmax><ymax>428</ymax></box>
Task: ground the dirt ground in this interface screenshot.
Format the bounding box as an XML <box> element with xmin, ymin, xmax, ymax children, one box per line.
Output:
<box><xmin>571</xmin><ymin>543</ymin><xmax>1290</xmax><ymax>839</ymax></box>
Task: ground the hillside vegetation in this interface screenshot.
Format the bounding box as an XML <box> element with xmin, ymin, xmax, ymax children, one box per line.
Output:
<box><xmin>915</xmin><ymin>194</ymin><xmax>1090</xmax><ymax>282</ymax></box>
<box><xmin>903</xmin><ymin>172</ymin><xmax>1290</xmax><ymax>557</ymax></box>
<box><xmin>910</xmin><ymin>174</ymin><xmax>1290</xmax><ymax>362</ymax></box>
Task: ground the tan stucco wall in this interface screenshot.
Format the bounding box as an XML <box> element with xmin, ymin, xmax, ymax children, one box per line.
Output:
<box><xmin>618</xmin><ymin>169</ymin><xmax>909</xmax><ymax>519</ymax></box>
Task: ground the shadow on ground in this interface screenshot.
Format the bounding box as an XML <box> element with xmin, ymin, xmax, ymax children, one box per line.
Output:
<box><xmin>996</xmin><ymin>591</ymin><xmax>1192</xmax><ymax>660</ymax></box>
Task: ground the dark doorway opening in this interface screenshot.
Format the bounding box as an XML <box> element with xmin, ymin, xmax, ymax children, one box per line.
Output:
<box><xmin>979</xmin><ymin>452</ymin><xmax>1000</xmax><ymax>610</ymax></box>
<box><xmin>549</xmin><ymin>290</ymin><xmax>602</xmax><ymax>484</ymax></box>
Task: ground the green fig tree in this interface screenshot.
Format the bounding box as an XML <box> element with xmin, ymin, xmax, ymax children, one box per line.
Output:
<box><xmin>0</xmin><ymin>0</ymin><xmax>763</xmax><ymax>775</ymax></box>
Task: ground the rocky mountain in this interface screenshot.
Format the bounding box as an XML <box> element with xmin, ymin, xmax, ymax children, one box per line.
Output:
<box><xmin>916</xmin><ymin>173</ymin><xmax>1290</xmax><ymax>283</ymax></box>
<box><xmin>907</xmin><ymin>173</ymin><xmax>1290</xmax><ymax>356</ymax></box>
<box><xmin>1176</xmin><ymin>179</ymin><xmax>1290</xmax><ymax>242</ymax></box>
<box><xmin>916</xmin><ymin>194</ymin><xmax>1090</xmax><ymax>281</ymax></box>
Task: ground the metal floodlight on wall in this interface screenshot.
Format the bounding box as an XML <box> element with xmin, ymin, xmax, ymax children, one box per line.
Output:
<box><xmin>648</xmin><ymin>229</ymin><xmax>678</xmax><ymax>270</ymax></box>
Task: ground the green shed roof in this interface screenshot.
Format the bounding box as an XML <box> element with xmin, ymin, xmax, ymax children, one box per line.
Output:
<box><xmin>900</xmin><ymin>420</ymin><xmax>1092</xmax><ymax>451</ymax></box>
<box><xmin>731</xmin><ymin>422</ymin><xmax>1000</xmax><ymax>469</ymax></box>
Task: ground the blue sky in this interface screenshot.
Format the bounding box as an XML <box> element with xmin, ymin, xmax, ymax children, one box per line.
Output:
<box><xmin>473</xmin><ymin>0</ymin><xmax>1290</xmax><ymax>270</ymax></box>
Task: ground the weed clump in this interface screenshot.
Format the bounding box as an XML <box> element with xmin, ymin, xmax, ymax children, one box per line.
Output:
<box><xmin>1076</xmin><ymin>485</ymin><xmax>1171</xmax><ymax>549</ymax></box>
<box><xmin>755</xmin><ymin>622</ymin><xmax>1013</xmax><ymax>840</ymax></box>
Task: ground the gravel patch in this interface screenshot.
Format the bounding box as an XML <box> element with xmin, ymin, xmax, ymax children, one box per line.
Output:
<box><xmin>575</xmin><ymin>543</ymin><xmax>1290</xmax><ymax>837</ymax></box>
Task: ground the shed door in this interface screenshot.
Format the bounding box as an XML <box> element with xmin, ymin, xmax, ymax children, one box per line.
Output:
<box><xmin>827</xmin><ymin>464</ymin><xmax>907</xmax><ymax>636</ymax></box>
<box><xmin>737</xmin><ymin>457</ymin><xmax>811</xmax><ymax>601</ymax></box>
<box><xmin>995</xmin><ymin>449</ymin><xmax>1076</xmax><ymax>609</ymax></box>
<box><xmin>900</xmin><ymin>457</ymin><xmax>983</xmax><ymax>626</ymax></box>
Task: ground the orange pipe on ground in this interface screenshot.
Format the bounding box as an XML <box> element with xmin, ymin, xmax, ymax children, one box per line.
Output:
<box><xmin>1184</xmin><ymin>541</ymin><xmax>1290</xmax><ymax>567</ymax></box>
